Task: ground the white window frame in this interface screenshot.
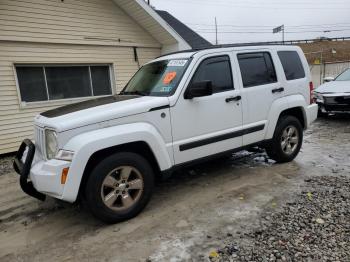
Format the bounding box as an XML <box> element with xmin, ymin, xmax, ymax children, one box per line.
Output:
<box><xmin>14</xmin><ymin>63</ymin><xmax>116</xmax><ymax>108</ymax></box>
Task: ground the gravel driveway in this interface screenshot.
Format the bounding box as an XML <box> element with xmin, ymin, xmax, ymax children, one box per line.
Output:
<box><xmin>0</xmin><ymin>116</ymin><xmax>349</xmax><ymax>262</ymax></box>
<box><xmin>213</xmin><ymin>176</ymin><xmax>350</xmax><ymax>261</ymax></box>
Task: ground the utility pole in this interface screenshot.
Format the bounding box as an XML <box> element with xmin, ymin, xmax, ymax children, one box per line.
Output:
<box><xmin>215</xmin><ymin>17</ymin><xmax>218</xmax><ymax>45</ymax></box>
<box><xmin>282</xmin><ymin>24</ymin><xmax>285</xmax><ymax>44</ymax></box>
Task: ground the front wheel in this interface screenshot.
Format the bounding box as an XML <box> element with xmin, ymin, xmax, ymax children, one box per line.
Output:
<box><xmin>266</xmin><ymin>116</ymin><xmax>303</xmax><ymax>163</ymax></box>
<box><xmin>85</xmin><ymin>152</ymin><xmax>155</xmax><ymax>223</ymax></box>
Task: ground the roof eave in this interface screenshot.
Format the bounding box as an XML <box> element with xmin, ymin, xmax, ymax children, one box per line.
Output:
<box><xmin>113</xmin><ymin>0</ymin><xmax>191</xmax><ymax>52</ymax></box>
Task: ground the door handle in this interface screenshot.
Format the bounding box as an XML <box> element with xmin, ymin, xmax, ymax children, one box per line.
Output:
<box><xmin>272</xmin><ymin>87</ymin><xmax>284</xmax><ymax>94</ymax></box>
<box><xmin>226</xmin><ymin>96</ymin><xmax>241</xmax><ymax>103</ymax></box>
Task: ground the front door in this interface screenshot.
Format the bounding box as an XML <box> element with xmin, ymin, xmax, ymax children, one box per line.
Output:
<box><xmin>170</xmin><ymin>54</ymin><xmax>243</xmax><ymax>165</ymax></box>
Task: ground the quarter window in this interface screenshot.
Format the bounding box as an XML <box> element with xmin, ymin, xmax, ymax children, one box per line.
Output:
<box><xmin>278</xmin><ymin>51</ymin><xmax>305</xmax><ymax>80</ymax></box>
<box><xmin>16</xmin><ymin>65</ymin><xmax>112</xmax><ymax>103</ymax></box>
<box><xmin>191</xmin><ymin>56</ymin><xmax>234</xmax><ymax>93</ymax></box>
<box><xmin>238</xmin><ymin>52</ymin><xmax>277</xmax><ymax>88</ymax></box>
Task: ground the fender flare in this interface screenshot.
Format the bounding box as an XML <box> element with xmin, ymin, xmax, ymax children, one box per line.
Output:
<box><xmin>265</xmin><ymin>95</ymin><xmax>307</xmax><ymax>139</ymax></box>
<box><xmin>61</xmin><ymin>122</ymin><xmax>173</xmax><ymax>202</ymax></box>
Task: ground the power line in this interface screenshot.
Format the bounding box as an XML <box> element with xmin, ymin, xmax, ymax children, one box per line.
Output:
<box><xmin>158</xmin><ymin>0</ymin><xmax>350</xmax><ymax>10</ymax></box>
<box><xmin>195</xmin><ymin>29</ymin><xmax>350</xmax><ymax>34</ymax></box>
<box><xmin>186</xmin><ymin>23</ymin><xmax>350</xmax><ymax>29</ymax></box>
<box><xmin>195</xmin><ymin>27</ymin><xmax>350</xmax><ymax>33</ymax></box>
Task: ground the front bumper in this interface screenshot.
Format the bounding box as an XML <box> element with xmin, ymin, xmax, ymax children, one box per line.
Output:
<box><xmin>14</xmin><ymin>140</ymin><xmax>70</xmax><ymax>201</ymax></box>
<box><xmin>316</xmin><ymin>94</ymin><xmax>350</xmax><ymax>113</ymax></box>
<box><xmin>317</xmin><ymin>102</ymin><xmax>350</xmax><ymax>113</ymax></box>
<box><xmin>13</xmin><ymin>139</ymin><xmax>46</xmax><ymax>201</ymax></box>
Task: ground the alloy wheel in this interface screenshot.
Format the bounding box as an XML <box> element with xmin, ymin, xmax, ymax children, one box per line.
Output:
<box><xmin>280</xmin><ymin>125</ymin><xmax>299</xmax><ymax>155</ymax></box>
<box><xmin>101</xmin><ymin>166</ymin><xmax>144</xmax><ymax>211</ymax></box>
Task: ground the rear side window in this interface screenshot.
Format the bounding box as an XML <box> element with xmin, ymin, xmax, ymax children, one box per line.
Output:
<box><xmin>278</xmin><ymin>51</ymin><xmax>305</xmax><ymax>80</ymax></box>
<box><xmin>237</xmin><ymin>52</ymin><xmax>277</xmax><ymax>88</ymax></box>
<box><xmin>191</xmin><ymin>56</ymin><xmax>234</xmax><ymax>93</ymax></box>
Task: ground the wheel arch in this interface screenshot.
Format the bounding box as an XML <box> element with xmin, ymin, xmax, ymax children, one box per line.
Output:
<box><xmin>265</xmin><ymin>95</ymin><xmax>307</xmax><ymax>139</ymax></box>
<box><xmin>61</xmin><ymin>123</ymin><xmax>173</xmax><ymax>202</ymax></box>
<box><xmin>78</xmin><ymin>141</ymin><xmax>161</xmax><ymax>202</ymax></box>
<box><xmin>279</xmin><ymin>107</ymin><xmax>306</xmax><ymax>129</ymax></box>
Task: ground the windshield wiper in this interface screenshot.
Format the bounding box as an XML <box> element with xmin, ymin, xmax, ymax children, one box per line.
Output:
<box><xmin>119</xmin><ymin>90</ymin><xmax>149</xmax><ymax>96</ymax></box>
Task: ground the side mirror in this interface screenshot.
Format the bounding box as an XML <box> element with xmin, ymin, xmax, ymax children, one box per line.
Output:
<box><xmin>323</xmin><ymin>76</ymin><xmax>334</xmax><ymax>82</ymax></box>
<box><xmin>184</xmin><ymin>81</ymin><xmax>213</xmax><ymax>99</ymax></box>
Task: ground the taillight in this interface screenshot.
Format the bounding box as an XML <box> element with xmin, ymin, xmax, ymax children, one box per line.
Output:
<box><xmin>309</xmin><ymin>81</ymin><xmax>314</xmax><ymax>104</ymax></box>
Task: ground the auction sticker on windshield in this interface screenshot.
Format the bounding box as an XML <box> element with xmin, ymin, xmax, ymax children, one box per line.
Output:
<box><xmin>168</xmin><ymin>60</ymin><xmax>187</xmax><ymax>67</ymax></box>
<box><xmin>163</xmin><ymin>71</ymin><xmax>177</xmax><ymax>85</ymax></box>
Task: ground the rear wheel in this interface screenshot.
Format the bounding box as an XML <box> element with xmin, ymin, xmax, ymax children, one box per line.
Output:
<box><xmin>85</xmin><ymin>152</ymin><xmax>154</xmax><ymax>223</ymax></box>
<box><xmin>266</xmin><ymin>116</ymin><xmax>303</xmax><ymax>163</ymax></box>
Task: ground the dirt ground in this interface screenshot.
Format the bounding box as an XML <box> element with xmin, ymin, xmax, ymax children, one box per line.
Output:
<box><xmin>0</xmin><ymin>116</ymin><xmax>349</xmax><ymax>262</ymax></box>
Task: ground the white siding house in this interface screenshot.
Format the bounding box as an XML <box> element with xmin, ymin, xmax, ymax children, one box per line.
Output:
<box><xmin>0</xmin><ymin>0</ymin><xmax>191</xmax><ymax>154</ymax></box>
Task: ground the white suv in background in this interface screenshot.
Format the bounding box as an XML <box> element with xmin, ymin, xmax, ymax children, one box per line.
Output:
<box><xmin>14</xmin><ymin>45</ymin><xmax>318</xmax><ymax>223</ymax></box>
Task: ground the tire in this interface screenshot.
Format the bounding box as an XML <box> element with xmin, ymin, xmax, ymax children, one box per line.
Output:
<box><xmin>266</xmin><ymin>116</ymin><xmax>303</xmax><ymax>163</ymax></box>
<box><xmin>85</xmin><ymin>152</ymin><xmax>155</xmax><ymax>223</ymax></box>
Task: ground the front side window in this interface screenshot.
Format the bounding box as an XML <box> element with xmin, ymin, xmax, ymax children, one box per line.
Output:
<box><xmin>191</xmin><ymin>56</ymin><xmax>234</xmax><ymax>93</ymax></box>
<box><xmin>238</xmin><ymin>52</ymin><xmax>277</xmax><ymax>88</ymax></box>
<box><xmin>122</xmin><ymin>59</ymin><xmax>190</xmax><ymax>96</ymax></box>
<box><xmin>278</xmin><ymin>51</ymin><xmax>306</xmax><ymax>80</ymax></box>
<box><xmin>335</xmin><ymin>68</ymin><xmax>350</xmax><ymax>81</ymax></box>
<box><xmin>16</xmin><ymin>65</ymin><xmax>112</xmax><ymax>103</ymax></box>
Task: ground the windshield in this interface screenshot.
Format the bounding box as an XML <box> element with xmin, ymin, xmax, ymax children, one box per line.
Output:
<box><xmin>121</xmin><ymin>59</ymin><xmax>190</xmax><ymax>96</ymax></box>
<box><xmin>335</xmin><ymin>68</ymin><xmax>350</xmax><ymax>81</ymax></box>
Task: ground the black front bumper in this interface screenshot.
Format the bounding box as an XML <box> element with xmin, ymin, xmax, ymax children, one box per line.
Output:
<box><xmin>13</xmin><ymin>139</ymin><xmax>46</xmax><ymax>201</ymax></box>
<box><xmin>317</xmin><ymin>103</ymin><xmax>350</xmax><ymax>113</ymax></box>
<box><xmin>318</xmin><ymin>95</ymin><xmax>350</xmax><ymax>113</ymax></box>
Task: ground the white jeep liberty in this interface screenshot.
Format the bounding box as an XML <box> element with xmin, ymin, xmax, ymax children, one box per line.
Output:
<box><xmin>14</xmin><ymin>45</ymin><xmax>318</xmax><ymax>223</ymax></box>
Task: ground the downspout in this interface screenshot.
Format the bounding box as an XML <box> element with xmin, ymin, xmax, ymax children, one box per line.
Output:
<box><xmin>133</xmin><ymin>46</ymin><xmax>140</xmax><ymax>68</ymax></box>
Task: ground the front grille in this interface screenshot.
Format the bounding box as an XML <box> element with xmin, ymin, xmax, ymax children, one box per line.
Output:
<box><xmin>324</xmin><ymin>96</ymin><xmax>350</xmax><ymax>105</ymax></box>
<box><xmin>324</xmin><ymin>104</ymin><xmax>350</xmax><ymax>112</ymax></box>
<box><xmin>34</xmin><ymin>126</ymin><xmax>45</xmax><ymax>155</ymax></box>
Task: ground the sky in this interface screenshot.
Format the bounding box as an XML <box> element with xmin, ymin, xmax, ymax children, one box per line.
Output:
<box><xmin>149</xmin><ymin>0</ymin><xmax>350</xmax><ymax>44</ymax></box>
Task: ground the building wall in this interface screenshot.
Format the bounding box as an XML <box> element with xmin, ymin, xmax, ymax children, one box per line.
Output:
<box><xmin>0</xmin><ymin>41</ymin><xmax>160</xmax><ymax>154</ymax></box>
<box><xmin>0</xmin><ymin>0</ymin><xmax>163</xmax><ymax>154</ymax></box>
<box><xmin>0</xmin><ymin>0</ymin><xmax>160</xmax><ymax>48</ymax></box>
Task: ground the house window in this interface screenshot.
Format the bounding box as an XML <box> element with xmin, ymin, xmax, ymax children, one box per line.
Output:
<box><xmin>237</xmin><ymin>52</ymin><xmax>277</xmax><ymax>88</ymax></box>
<box><xmin>16</xmin><ymin>65</ymin><xmax>113</xmax><ymax>103</ymax></box>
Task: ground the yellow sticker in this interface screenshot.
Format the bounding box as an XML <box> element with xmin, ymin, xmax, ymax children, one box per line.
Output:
<box><xmin>163</xmin><ymin>71</ymin><xmax>177</xmax><ymax>85</ymax></box>
<box><xmin>209</xmin><ymin>251</ymin><xmax>219</xmax><ymax>258</ymax></box>
<box><xmin>307</xmin><ymin>192</ymin><xmax>312</xmax><ymax>200</ymax></box>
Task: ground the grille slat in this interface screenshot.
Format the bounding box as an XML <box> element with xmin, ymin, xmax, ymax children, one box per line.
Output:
<box><xmin>34</xmin><ymin>127</ymin><xmax>45</xmax><ymax>156</ymax></box>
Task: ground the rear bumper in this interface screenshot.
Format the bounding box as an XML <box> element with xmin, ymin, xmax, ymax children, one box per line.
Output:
<box><xmin>305</xmin><ymin>103</ymin><xmax>318</xmax><ymax>128</ymax></box>
<box><xmin>14</xmin><ymin>140</ymin><xmax>70</xmax><ymax>201</ymax></box>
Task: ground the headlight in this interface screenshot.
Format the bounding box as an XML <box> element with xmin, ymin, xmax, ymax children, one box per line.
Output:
<box><xmin>55</xmin><ymin>150</ymin><xmax>74</xmax><ymax>162</ymax></box>
<box><xmin>45</xmin><ymin>129</ymin><xmax>58</xmax><ymax>160</ymax></box>
<box><xmin>314</xmin><ymin>92</ymin><xmax>324</xmax><ymax>102</ymax></box>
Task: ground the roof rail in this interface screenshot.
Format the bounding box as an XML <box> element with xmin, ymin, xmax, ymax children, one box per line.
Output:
<box><xmin>158</xmin><ymin>42</ymin><xmax>289</xmax><ymax>58</ymax></box>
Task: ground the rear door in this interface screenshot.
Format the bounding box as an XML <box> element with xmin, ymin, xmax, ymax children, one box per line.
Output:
<box><xmin>276</xmin><ymin>49</ymin><xmax>309</xmax><ymax>99</ymax></box>
<box><xmin>234</xmin><ymin>50</ymin><xmax>285</xmax><ymax>145</ymax></box>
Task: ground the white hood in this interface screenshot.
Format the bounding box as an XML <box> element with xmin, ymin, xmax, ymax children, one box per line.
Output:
<box><xmin>34</xmin><ymin>95</ymin><xmax>170</xmax><ymax>132</ymax></box>
<box><xmin>316</xmin><ymin>81</ymin><xmax>350</xmax><ymax>94</ymax></box>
